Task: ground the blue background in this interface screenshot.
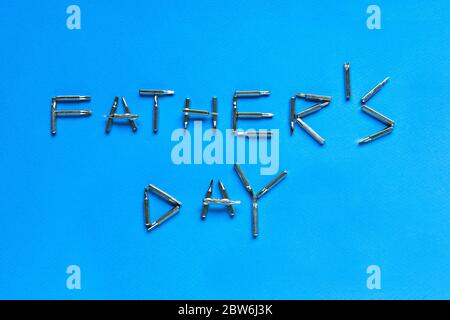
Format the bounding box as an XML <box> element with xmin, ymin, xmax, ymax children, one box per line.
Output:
<box><xmin>0</xmin><ymin>0</ymin><xmax>449</xmax><ymax>299</ymax></box>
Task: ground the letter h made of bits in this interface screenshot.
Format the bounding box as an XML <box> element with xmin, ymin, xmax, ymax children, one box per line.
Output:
<box><xmin>183</xmin><ymin>97</ymin><xmax>218</xmax><ymax>130</ymax></box>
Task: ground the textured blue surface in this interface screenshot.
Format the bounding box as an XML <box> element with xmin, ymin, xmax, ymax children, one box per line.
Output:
<box><xmin>0</xmin><ymin>0</ymin><xmax>449</xmax><ymax>299</ymax></box>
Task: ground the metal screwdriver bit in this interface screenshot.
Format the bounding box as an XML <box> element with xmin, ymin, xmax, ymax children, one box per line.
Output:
<box><xmin>218</xmin><ymin>180</ymin><xmax>235</xmax><ymax>217</ymax></box>
<box><xmin>235</xmin><ymin>131</ymin><xmax>272</xmax><ymax>137</ymax></box>
<box><xmin>212</xmin><ymin>96</ymin><xmax>217</xmax><ymax>129</ymax></box>
<box><xmin>106</xmin><ymin>97</ymin><xmax>119</xmax><ymax>133</ymax></box>
<box><xmin>361</xmin><ymin>105</ymin><xmax>395</xmax><ymax>126</ymax></box>
<box><xmin>122</xmin><ymin>97</ymin><xmax>138</xmax><ymax>131</ymax></box>
<box><xmin>144</xmin><ymin>189</ymin><xmax>150</xmax><ymax>227</ymax></box>
<box><xmin>235</xmin><ymin>91</ymin><xmax>270</xmax><ymax>97</ymax></box>
<box><xmin>361</xmin><ymin>77</ymin><xmax>390</xmax><ymax>103</ymax></box>
<box><xmin>139</xmin><ymin>89</ymin><xmax>175</xmax><ymax>96</ymax></box>
<box><xmin>153</xmin><ymin>95</ymin><xmax>158</xmax><ymax>133</ymax></box>
<box><xmin>50</xmin><ymin>98</ymin><xmax>57</xmax><ymax>135</ymax></box>
<box><xmin>296</xmin><ymin>117</ymin><xmax>325</xmax><ymax>145</ymax></box>
<box><xmin>201</xmin><ymin>180</ymin><xmax>214</xmax><ymax>219</ymax></box>
<box><xmin>184</xmin><ymin>98</ymin><xmax>190</xmax><ymax>130</ymax></box>
<box><xmin>139</xmin><ymin>89</ymin><xmax>174</xmax><ymax>133</ymax></box>
<box><xmin>182</xmin><ymin>108</ymin><xmax>218</xmax><ymax>116</ymax></box>
<box><xmin>256</xmin><ymin>171</ymin><xmax>288</xmax><ymax>199</ymax></box>
<box><xmin>234</xmin><ymin>164</ymin><xmax>254</xmax><ymax>197</ymax></box>
<box><xmin>296</xmin><ymin>93</ymin><xmax>332</xmax><ymax>102</ymax></box>
<box><xmin>236</xmin><ymin>112</ymin><xmax>273</xmax><ymax>118</ymax></box>
<box><xmin>296</xmin><ymin>102</ymin><xmax>330</xmax><ymax>118</ymax></box>
<box><xmin>55</xmin><ymin>110</ymin><xmax>92</xmax><ymax>116</ymax></box>
<box><xmin>232</xmin><ymin>95</ymin><xmax>237</xmax><ymax>131</ymax></box>
<box><xmin>358</xmin><ymin>125</ymin><xmax>394</xmax><ymax>144</ymax></box>
<box><xmin>107</xmin><ymin>113</ymin><xmax>139</xmax><ymax>120</ymax></box>
<box><xmin>203</xmin><ymin>198</ymin><xmax>241</xmax><ymax>205</ymax></box>
<box><xmin>252</xmin><ymin>198</ymin><xmax>258</xmax><ymax>237</ymax></box>
<box><xmin>147</xmin><ymin>205</ymin><xmax>180</xmax><ymax>231</ymax></box>
<box><xmin>290</xmin><ymin>97</ymin><xmax>295</xmax><ymax>135</ymax></box>
<box><xmin>344</xmin><ymin>63</ymin><xmax>351</xmax><ymax>100</ymax></box>
<box><xmin>54</xmin><ymin>95</ymin><xmax>91</xmax><ymax>102</ymax></box>
<box><xmin>146</xmin><ymin>184</ymin><xmax>182</xmax><ymax>206</ymax></box>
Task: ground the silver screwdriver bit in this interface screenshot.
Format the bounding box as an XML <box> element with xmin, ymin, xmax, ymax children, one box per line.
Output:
<box><xmin>144</xmin><ymin>189</ymin><xmax>150</xmax><ymax>227</ymax></box>
<box><xmin>184</xmin><ymin>98</ymin><xmax>190</xmax><ymax>130</ymax></box>
<box><xmin>51</xmin><ymin>98</ymin><xmax>57</xmax><ymax>135</ymax></box>
<box><xmin>232</xmin><ymin>95</ymin><xmax>237</xmax><ymax>131</ymax></box>
<box><xmin>182</xmin><ymin>108</ymin><xmax>218</xmax><ymax>116</ymax></box>
<box><xmin>147</xmin><ymin>205</ymin><xmax>180</xmax><ymax>231</ymax></box>
<box><xmin>234</xmin><ymin>164</ymin><xmax>254</xmax><ymax>197</ymax></box>
<box><xmin>139</xmin><ymin>89</ymin><xmax>175</xmax><ymax>96</ymax></box>
<box><xmin>106</xmin><ymin>97</ymin><xmax>119</xmax><ymax>133</ymax></box>
<box><xmin>153</xmin><ymin>95</ymin><xmax>158</xmax><ymax>133</ymax></box>
<box><xmin>361</xmin><ymin>105</ymin><xmax>395</xmax><ymax>126</ymax></box>
<box><xmin>54</xmin><ymin>95</ymin><xmax>91</xmax><ymax>102</ymax></box>
<box><xmin>296</xmin><ymin>117</ymin><xmax>325</xmax><ymax>145</ymax></box>
<box><xmin>256</xmin><ymin>171</ymin><xmax>288</xmax><ymax>199</ymax></box>
<box><xmin>55</xmin><ymin>110</ymin><xmax>92</xmax><ymax>116</ymax></box>
<box><xmin>218</xmin><ymin>180</ymin><xmax>235</xmax><ymax>217</ymax></box>
<box><xmin>212</xmin><ymin>96</ymin><xmax>217</xmax><ymax>129</ymax></box>
<box><xmin>201</xmin><ymin>180</ymin><xmax>214</xmax><ymax>219</ymax></box>
<box><xmin>252</xmin><ymin>198</ymin><xmax>258</xmax><ymax>237</ymax></box>
<box><xmin>122</xmin><ymin>97</ymin><xmax>138</xmax><ymax>131</ymax></box>
<box><xmin>296</xmin><ymin>102</ymin><xmax>330</xmax><ymax>118</ymax></box>
<box><xmin>296</xmin><ymin>93</ymin><xmax>332</xmax><ymax>102</ymax></box>
<box><xmin>358</xmin><ymin>125</ymin><xmax>394</xmax><ymax>144</ymax></box>
<box><xmin>344</xmin><ymin>63</ymin><xmax>351</xmax><ymax>100</ymax></box>
<box><xmin>236</xmin><ymin>112</ymin><xmax>273</xmax><ymax>118</ymax></box>
<box><xmin>107</xmin><ymin>113</ymin><xmax>139</xmax><ymax>120</ymax></box>
<box><xmin>361</xmin><ymin>77</ymin><xmax>390</xmax><ymax>103</ymax></box>
<box><xmin>203</xmin><ymin>198</ymin><xmax>241</xmax><ymax>205</ymax></box>
<box><xmin>146</xmin><ymin>184</ymin><xmax>182</xmax><ymax>206</ymax></box>
<box><xmin>235</xmin><ymin>131</ymin><xmax>272</xmax><ymax>137</ymax></box>
<box><xmin>290</xmin><ymin>97</ymin><xmax>295</xmax><ymax>135</ymax></box>
<box><xmin>235</xmin><ymin>90</ymin><xmax>270</xmax><ymax>97</ymax></box>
